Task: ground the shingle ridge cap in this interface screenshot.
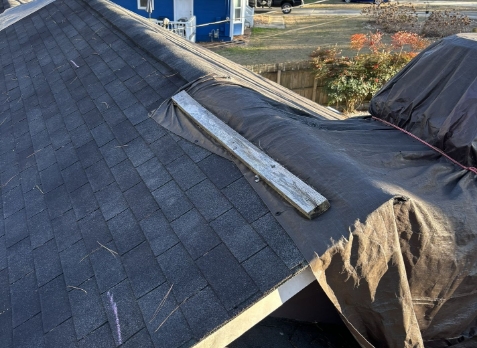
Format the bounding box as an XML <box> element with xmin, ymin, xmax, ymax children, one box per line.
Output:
<box><xmin>80</xmin><ymin>0</ymin><xmax>212</xmax><ymax>82</ymax></box>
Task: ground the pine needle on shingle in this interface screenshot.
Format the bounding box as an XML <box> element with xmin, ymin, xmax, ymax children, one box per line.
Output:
<box><xmin>150</xmin><ymin>284</ymin><xmax>173</xmax><ymax>323</ymax></box>
<box><xmin>67</xmin><ymin>285</ymin><xmax>88</xmax><ymax>294</ymax></box>
<box><xmin>98</xmin><ymin>241</ymin><xmax>118</xmax><ymax>258</ymax></box>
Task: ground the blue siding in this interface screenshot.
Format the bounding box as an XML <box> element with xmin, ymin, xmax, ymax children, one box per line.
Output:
<box><xmin>233</xmin><ymin>22</ymin><xmax>243</xmax><ymax>35</ymax></box>
<box><xmin>111</xmin><ymin>0</ymin><xmax>232</xmax><ymax>42</ymax></box>
<box><xmin>114</xmin><ymin>0</ymin><xmax>173</xmax><ymax>21</ymax></box>
<box><xmin>194</xmin><ymin>0</ymin><xmax>232</xmax><ymax>42</ymax></box>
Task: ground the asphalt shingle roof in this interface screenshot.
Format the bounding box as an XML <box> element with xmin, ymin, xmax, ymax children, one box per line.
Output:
<box><xmin>0</xmin><ymin>0</ymin><xmax>307</xmax><ymax>346</ymax></box>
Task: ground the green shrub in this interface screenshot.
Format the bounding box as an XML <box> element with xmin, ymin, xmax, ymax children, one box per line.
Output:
<box><xmin>310</xmin><ymin>32</ymin><xmax>428</xmax><ymax>114</ymax></box>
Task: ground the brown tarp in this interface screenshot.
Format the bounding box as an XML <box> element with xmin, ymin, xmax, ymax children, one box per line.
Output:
<box><xmin>154</xmin><ymin>73</ymin><xmax>477</xmax><ymax>348</ymax></box>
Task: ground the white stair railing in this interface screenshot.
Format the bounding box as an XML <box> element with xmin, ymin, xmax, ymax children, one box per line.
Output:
<box><xmin>186</xmin><ymin>16</ymin><xmax>196</xmax><ymax>43</ymax></box>
<box><xmin>244</xmin><ymin>5</ymin><xmax>254</xmax><ymax>28</ymax></box>
<box><xmin>157</xmin><ymin>16</ymin><xmax>196</xmax><ymax>43</ymax></box>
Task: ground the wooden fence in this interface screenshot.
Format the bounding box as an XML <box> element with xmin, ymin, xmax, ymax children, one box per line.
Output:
<box><xmin>244</xmin><ymin>61</ymin><xmax>329</xmax><ymax>105</ymax></box>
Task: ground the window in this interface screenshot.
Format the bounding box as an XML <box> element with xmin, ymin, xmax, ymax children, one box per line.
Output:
<box><xmin>138</xmin><ymin>0</ymin><xmax>148</xmax><ymax>9</ymax></box>
<box><xmin>234</xmin><ymin>0</ymin><xmax>242</xmax><ymax>21</ymax></box>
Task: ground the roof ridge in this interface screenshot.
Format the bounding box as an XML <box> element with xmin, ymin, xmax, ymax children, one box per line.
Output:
<box><xmin>0</xmin><ymin>0</ymin><xmax>55</xmax><ymax>31</ymax></box>
<box><xmin>80</xmin><ymin>0</ymin><xmax>340</xmax><ymax>120</ymax></box>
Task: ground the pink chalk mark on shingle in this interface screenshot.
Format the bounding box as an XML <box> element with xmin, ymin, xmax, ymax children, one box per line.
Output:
<box><xmin>107</xmin><ymin>291</ymin><xmax>122</xmax><ymax>345</ymax></box>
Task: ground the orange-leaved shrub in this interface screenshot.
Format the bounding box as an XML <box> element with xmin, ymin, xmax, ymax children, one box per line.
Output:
<box><xmin>310</xmin><ymin>31</ymin><xmax>428</xmax><ymax>114</ymax></box>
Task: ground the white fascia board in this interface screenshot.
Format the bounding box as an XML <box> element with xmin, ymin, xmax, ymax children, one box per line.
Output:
<box><xmin>194</xmin><ymin>266</ymin><xmax>315</xmax><ymax>348</ymax></box>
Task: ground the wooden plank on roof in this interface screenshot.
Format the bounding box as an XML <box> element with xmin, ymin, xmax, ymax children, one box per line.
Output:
<box><xmin>171</xmin><ymin>91</ymin><xmax>330</xmax><ymax>219</ymax></box>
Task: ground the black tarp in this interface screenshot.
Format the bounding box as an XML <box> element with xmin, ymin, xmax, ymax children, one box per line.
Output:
<box><xmin>370</xmin><ymin>34</ymin><xmax>477</xmax><ymax>170</ymax></box>
<box><xmin>154</xmin><ymin>73</ymin><xmax>477</xmax><ymax>348</ymax></box>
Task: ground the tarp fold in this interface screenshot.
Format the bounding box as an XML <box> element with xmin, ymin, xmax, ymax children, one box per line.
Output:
<box><xmin>154</xmin><ymin>69</ymin><xmax>477</xmax><ymax>348</ymax></box>
<box><xmin>370</xmin><ymin>34</ymin><xmax>477</xmax><ymax>169</ymax></box>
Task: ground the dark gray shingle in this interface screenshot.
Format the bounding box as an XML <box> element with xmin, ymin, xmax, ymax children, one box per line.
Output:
<box><xmin>139</xmin><ymin>211</ymin><xmax>179</xmax><ymax>257</ymax></box>
<box><xmin>10</xmin><ymin>271</ymin><xmax>40</xmax><ymax>328</ymax></box>
<box><xmin>222</xmin><ymin>177</ymin><xmax>269</xmax><ymax>224</ymax></box>
<box><xmin>55</xmin><ymin>142</ymin><xmax>80</xmax><ymax>170</ymax></box>
<box><xmin>106</xmin><ymin>209</ymin><xmax>145</xmax><ymax>255</ymax></box>
<box><xmin>3</xmin><ymin>185</ymin><xmax>24</xmax><ymax>218</ymax></box>
<box><xmin>157</xmin><ymin>244</ymin><xmax>207</xmax><ymax>303</ymax></box>
<box><xmin>12</xmin><ymin>314</ymin><xmax>45</xmax><ymax>348</ymax></box>
<box><xmin>186</xmin><ymin>179</ymin><xmax>232</xmax><ymax>222</ymax></box>
<box><xmin>33</xmin><ymin>239</ymin><xmax>62</xmax><ymax>287</ymax></box>
<box><xmin>0</xmin><ymin>270</ymin><xmax>12</xmax><ymax>346</ymax></box>
<box><xmin>8</xmin><ymin>236</ymin><xmax>34</xmax><ymax>283</ymax></box>
<box><xmin>166</xmin><ymin>155</ymin><xmax>206</xmax><ymax>191</ymax></box>
<box><xmin>78</xmin><ymin>323</ymin><xmax>116</xmax><ymax>348</ymax></box>
<box><xmin>44</xmin><ymin>184</ymin><xmax>72</xmax><ymax>219</ymax></box>
<box><xmin>196</xmin><ymin>244</ymin><xmax>259</xmax><ymax>311</ymax></box>
<box><xmin>88</xmin><ymin>241</ymin><xmax>126</xmax><ymax>294</ymax></box>
<box><xmin>0</xmin><ymin>1</ymin><xmax>308</xmax><ymax>347</ymax></box>
<box><xmin>123</xmin><ymin>136</ymin><xmax>154</xmax><ymax>167</ymax></box>
<box><xmin>4</xmin><ymin>208</ymin><xmax>29</xmax><ymax>247</ymax></box>
<box><xmin>51</xmin><ymin>209</ymin><xmax>82</xmax><ymax>252</ymax></box>
<box><xmin>136</xmin><ymin>157</ymin><xmax>171</xmax><ymax>191</ymax></box>
<box><xmin>121</xmin><ymin>328</ymin><xmax>154</xmax><ymax>348</ymax></box>
<box><xmin>242</xmin><ymin>247</ymin><xmax>291</xmax><ymax>293</ymax></box>
<box><xmin>94</xmin><ymin>182</ymin><xmax>128</xmax><ymax>221</ymax></box>
<box><xmin>122</xmin><ymin>241</ymin><xmax>165</xmax><ymax>298</ymax></box>
<box><xmin>44</xmin><ymin>318</ymin><xmax>77</xmax><ymax>348</ymax></box>
<box><xmin>180</xmin><ymin>286</ymin><xmax>230</xmax><ymax>339</ymax></box>
<box><xmin>24</xmin><ymin>187</ymin><xmax>46</xmax><ymax>218</ymax></box>
<box><xmin>102</xmin><ymin>280</ymin><xmax>145</xmax><ymax>345</ymax></box>
<box><xmin>198</xmin><ymin>154</ymin><xmax>242</xmax><ymax>189</ymax></box>
<box><xmin>252</xmin><ymin>213</ymin><xmax>305</xmax><ymax>270</ymax></box>
<box><xmin>85</xmin><ymin>159</ymin><xmax>115</xmax><ymax>192</ymax></box>
<box><xmin>0</xmin><ymin>236</ymin><xmax>6</xmax><ymax>271</ymax></box>
<box><xmin>210</xmin><ymin>209</ymin><xmax>266</xmax><ymax>263</ymax></box>
<box><xmin>171</xmin><ymin>208</ymin><xmax>221</xmax><ymax>260</ymax></box>
<box><xmin>124</xmin><ymin>182</ymin><xmax>159</xmax><ymax>221</ymax></box>
<box><xmin>149</xmin><ymin>134</ymin><xmax>185</xmax><ymax>165</ymax></box>
<box><xmin>27</xmin><ymin>209</ymin><xmax>54</xmax><ymax>249</ymax></box>
<box><xmin>77</xmin><ymin>209</ymin><xmax>113</xmax><ymax>252</ymax></box>
<box><xmin>70</xmin><ymin>183</ymin><xmax>99</xmax><ymax>220</ymax></box>
<box><xmin>152</xmin><ymin>181</ymin><xmax>193</xmax><ymax>222</ymax></box>
<box><xmin>59</xmin><ymin>239</ymin><xmax>95</xmax><ymax>288</ymax></box>
<box><xmin>61</xmin><ymin>162</ymin><xmax>88</xmax><ymax>192</ymax></box>
<box><xmin>69</xmin><ymin>278</ymin><xmax>107</xmax><ymax>339</ymax></box>
<box><xmin>39</xmin><ymin>274</ymin><xmax>72</xmax><ymax>333</ymax></box>
<box><xmin>138</xmin><ymin>282</ymin><xmax>194</xmax><ymax>348</ymax></box>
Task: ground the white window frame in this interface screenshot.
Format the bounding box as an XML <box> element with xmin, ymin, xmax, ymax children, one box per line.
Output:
<box><xmin>234</xmin><ymin>0</ymin><xmax>243</xmax><ymax>22</ymax></box>
<box><xmin>137</xmin><ymin>0</ymin><xmax>148</xmax><ymax>10</ymax></box>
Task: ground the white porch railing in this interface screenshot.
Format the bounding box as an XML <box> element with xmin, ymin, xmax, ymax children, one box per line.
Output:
<box><xmin>152</xmin><ymin>16</ymin><xmax>196</xmax><ymax>43</ymax></box>
<box><xmin>244</xmin><ymin>5</ymin><xmax>254</xmax><ymax>28</ymax></box>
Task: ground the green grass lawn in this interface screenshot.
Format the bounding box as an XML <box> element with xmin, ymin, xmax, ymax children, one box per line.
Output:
<box><xmin>210</xmin><ymin>0</ymin><xmax>476</xmax><ymax>66</ymax></box>
<box><xmin>213</xmin><ymin>16</ymin><xmax>370</xmax><ymax>65</ymax></box>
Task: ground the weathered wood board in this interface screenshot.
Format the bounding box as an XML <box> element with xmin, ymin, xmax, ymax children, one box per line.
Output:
<box><xmin>171</xmin><ymin>91</ymin><xmax>330</xmax><ymax>219</ymax></box>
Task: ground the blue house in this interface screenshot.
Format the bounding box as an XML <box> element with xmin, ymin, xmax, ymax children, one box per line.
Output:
<box><xmin>113</xmin><ymin>0</ymin><xmax>253</xmax><ymax>42</ymax></box>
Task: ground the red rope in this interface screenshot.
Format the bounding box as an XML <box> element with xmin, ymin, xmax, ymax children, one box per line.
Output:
<box><xmin>372</xmin><ymin>116</ymin><xmax>477</xmax><ymax>175</ymax></box>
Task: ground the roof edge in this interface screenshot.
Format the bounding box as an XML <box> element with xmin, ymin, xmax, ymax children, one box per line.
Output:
<box><xmin>194</xmin><ymin>266</ymin><xmax>315</xmax><ymax>348</ymax></box>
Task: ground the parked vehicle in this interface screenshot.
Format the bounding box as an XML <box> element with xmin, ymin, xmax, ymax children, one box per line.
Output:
<box><xmin>342</xmin><ymin>0</ymin><xmax>389</xmax><ymax>3</ymax></box>
<box><xmin>249</xmin><ymin>0</ymin><xmax>303</xmax><ymax>14</ymax></box>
